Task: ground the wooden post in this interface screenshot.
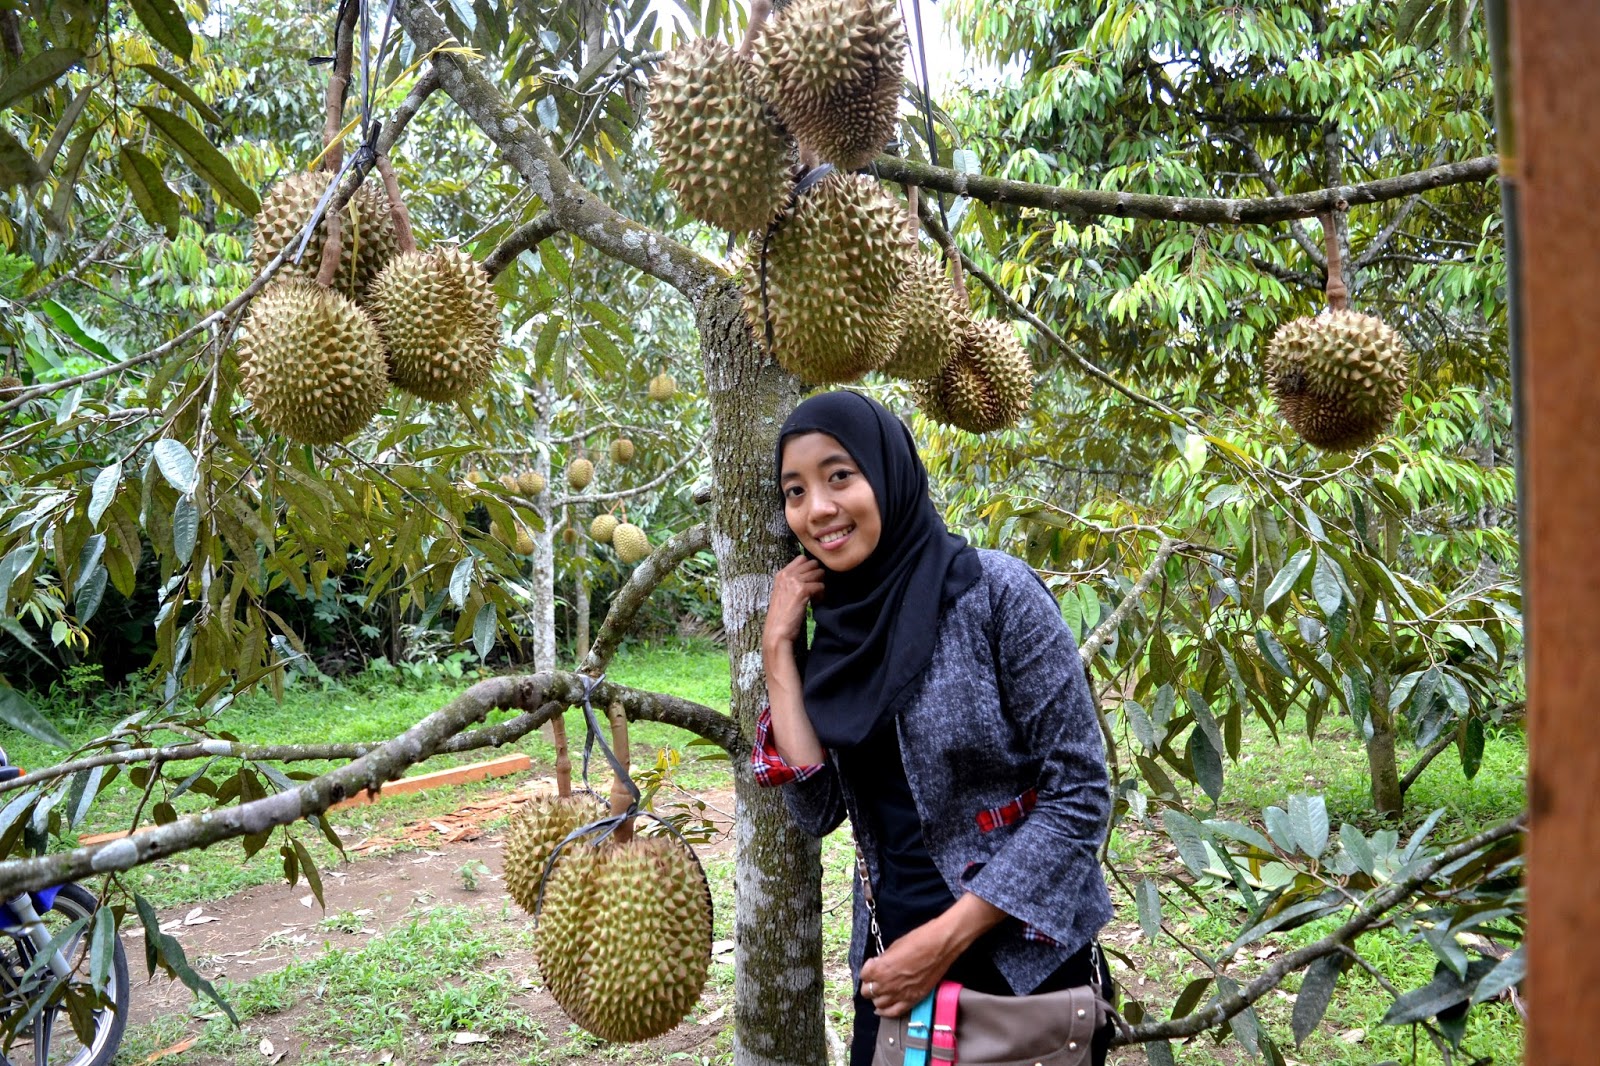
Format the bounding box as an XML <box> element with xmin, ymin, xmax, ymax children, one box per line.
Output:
<box><xmin>1513</xmin><ymin>4</ymin><xmax>1600</xmax><ymax>1062</ymax></box>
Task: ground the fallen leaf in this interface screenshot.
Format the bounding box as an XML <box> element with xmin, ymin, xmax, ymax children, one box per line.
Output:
<box><xmin>186</xmin><ymin>907</ymin><xmax>204</xmax><ymax>923</ymax></box>
<box><xmin>710</xmin><ymin>939</ymin><xmax>735</xmax><ymax>956</ymax></box>
<box><xmin>270</xmin><ymin>1053</ymin><xmax>286</xmax><ymax>1065</ymax></box>
<box><xmin>451</xmin><ymin>1032</ymin><xmax>490</xmax><ymax>1045</ymax></box>
<box><xmin>697</xmin><ymin>1005</ymin><xmax>727</xmax><ymax>1026</ymax></box>
<box><xmin>140</xmin><ymin>1036</ymin><xmax>199</xmax><ymax>1064</ymax></box>
<box><xmin>299</xmin><ymin>895</ymin><xmax>314</xmax><ymax>908</ymax></box>
<box><xmin>377</xmin><ymin>1051</ymin><xmax>393</xmax><ymax>1064</ymax></box>
<box><xmin>1340</xmin><ymin>1028</ymin><xmax>1366</xmax><ymax>1043</ymax></box>
<box><xmin>259</xmin><ymin>1037</ymin><xmax>275</xmax><ymax>1056</ymax></box>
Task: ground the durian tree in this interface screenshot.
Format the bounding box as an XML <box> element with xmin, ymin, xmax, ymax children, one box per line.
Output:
<box><xmin>0</xmin><ymin>0</ymin><xmax>1524</xmax><ymax>1061</ymax></box>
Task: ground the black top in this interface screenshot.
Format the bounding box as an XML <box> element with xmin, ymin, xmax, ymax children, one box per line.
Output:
<box><xmin>837</xmin><ymin>718</ymin><xmax>955</xmax><ymax>943</ymax></box>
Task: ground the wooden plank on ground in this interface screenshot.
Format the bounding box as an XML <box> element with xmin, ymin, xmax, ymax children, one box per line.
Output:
<box><xmin>77</xmin><ymin>753</ymin><xmax>534</xmax><ymax>844</ymax></box>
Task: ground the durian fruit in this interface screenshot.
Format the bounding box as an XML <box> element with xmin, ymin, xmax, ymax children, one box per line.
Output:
<box><xmin>590</xmin><ymin>513</ymin><xmax>619</xmax><ymax>544</ymax></box>
<box><xmin>648</xmin><ymin>373</ymin><xmax>677</xmax><ymax>402</ymax></box>
<box><xmin>251</xmin><ymin>171</ymin><xmax>399</xmax><ymax>298</ymax></box>
<box><xmin>516</xmin><ymin>525</ymin><xmax>536</xmax><ymax>555</ymax></box>
<box><xmin>560</xmin><ymin>526</ymin><xmax>579</xmax><ymax>545</ymax></box>
<box><xmin>518</xmin><ymin>470</ymin><xmax>547</xmax><ymax>496</ymax></box>
<box><xmin>238</xmin><ymin>280</ymin><xmax>389</xmax><ymax>444</ymax></box>
<box><xmin>609</xmin><ymin>438</ymin><xmax>635</xmax><ymax>465</ymax></box>
<box><xmin>0</xmin><ymin>375</ymin><xmax>20</xmax><ymax>425</ymax></box>
<box><xmin>367</xmin><ymin>247</ymin><xmax>501</xmax><ymax>404</ymax></box>
<box><xmin>567</xmin><ymin>458</ymin><xmax>594</xmax><ymax>491</ymax></box>
<box><xmin>915</xmin><ymin>318</ymin><xmax>1033</xmax><ymax>433</ymax></box>
<box><xmin>466</xmin><ymin>470</ymin><xmax>486</xmax><ymax>485</ymax></box>
<box><xmin>534</xmin><ymin>835</ymin><xmax>713</xmax><ymax>1043</ymax></box>
<box><xmin>612</xmin><ymin>523</ymin><xmax>651</xmax><ymax>565</ymax></box>
<box><xmin>879</xmin><ymin>253</ymin><xmax>962</xmax><ymax>380</ymax></box>
<box><xmin>503</xmin><ymin>795</ymin><xmax>605</xmax><ymax>916</ymax></box>
<box><xmin>498</xmin><ymin>473</ymin><xmax>519</xmax><ymax>493</ymax></box>
<box><xmin>744</xmin><ymin>173</ymin><xmax>912</xmax><ymax>382</ymax></box>
<box><xmin>759</xmin><ymin>0</ymin><xmax>906</xmax><ymax>171</ymax></box>
<box><xmin>1266</xmin><ymin>309</ymin><xmax>1410</xmax><ymax>451</ymax></box>
<box><xmin>489</xmin><ymin>519</ymin><xmax>535</xmax><ymax>554</ymax></box>
<box><xmin>651</xmin><ymin>39</ymin><xmax>793</xmax><ymax>232</ymax></box>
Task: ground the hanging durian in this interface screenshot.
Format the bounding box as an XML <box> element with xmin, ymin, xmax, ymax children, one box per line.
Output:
<box><xmin>651</xmin><ymin>39</ymin><xmax>794</xmax><ymax>232</ymax></box>
<box><xmin>368</xmin><ymin>246</ymin><xmax>501</xmax><ymax>404</ymax></box>
<box><xmin>567</xmin><ymin>458</ymin><xmax>594</xmax><ymax>491</ymax></box>
<box><xmin>916</xmin><ymin>318</ymin><xmax>1033</xmax><ymax>433</ymax></box>
<box><xmin>759</xmin><ymin>0</ymin><xmax>906</xmax><ymax>171</ymax></box>
<box><xmin>561</xmin><ymin>526</ymin><xmax>579</xmax><ymax>544</ymax></box>
<box><xmin>238</xmin><ymin>280</ymin><xmax>389</xmax><ymax>444</ymax></box>
<box><xmin>590</xmin><ymin>513</ymin><xmax>619</xmax><ymax>544</ymax></box>
<box><xmin>609</xmin><ymin>438</ymin><xmax>635</xmax><ymax>465</ymax></box>
<box><xmin>612</xmin><ymin>523</ymin><xmax>651</xmax><ymax>565</ymax></box>
<box><xmin>252</xmin><ymin>171</ymin><xmax>399</xmax><ymax>298</ymax></box>
<box><xmin>503</xmin><ymin>795</ymin><xmax>607</xmax><ymax>916</ymax></box>
<box><xmin>880</xmin><ymin>251</ymin><xmax>961</xmax><ymax>380</ymax></box>
<box><xmin>648</xmin><ymin>372</ymin><xmax>677</xmax><ymax>402</ymax></box>
<box><xmin>744</xmin><ymin>172</ymin><xmax>912</xmax><ymax>382</ymax></box>
<box><xmin>518</xmin><ymin>470</ymin><xmax>547</xmax><ymax>496</ymax></box>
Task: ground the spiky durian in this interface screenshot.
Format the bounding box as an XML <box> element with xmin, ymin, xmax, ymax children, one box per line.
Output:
<box><xmin>612</xmin><ymin>523</ymin><xmax>651</xmax><ymax>565</ymax></box>
<box><xmin>252</xmin><ymin>172</ymin><xmax>399</xmax><ymax>298</ymax></box>
<box><xmin>917</xmin><ymin>318</ymin><xmax>1032</xmax><ymax>433</ymax></box>
<box><xmin>561</xmin><ymin>526</ymin><xmax>579</xmax><ymax>545</ymax></box>
<box><xmin>879</xmin><ymin>252</ymin><xmax>961</xmax><ymax>380</ymax></box>
<box><xmin>567</xmin><ymin>458</ymin><xmax>594</xmax><ymax>491</ymax></box>
<box><xmin>367</xmin><ymin>247</ymin><xmax>501</xmax><ymax>404</ymax></box>
<box><xmin>518</xmin><ymin>471</ymin><xmax>547</xmax><ymax>496</ymax></box>
<box><xmin>238</xmin><ymin>280</ymin><xmax>389</xmax><ymax>444</ymax></box>
<box><xmin>1266</xmin><ymin>309</ymin><xmax>1410</xmax><ymax>451</ymax></box>
<box><xmin>609</xmin><ymin>438</ymin><xmax>635</xmax><ymax>465</ymax></box>
<box><xmin>759</xmin><ymin>0</ymin><xmax>906</xmax><ymax>170</ymax></box>
<box><xmin>503</xmin><ymin>795</ymin><xmax>605</xmax><ymax>916</ymax></box>
<box><xmin>651</xmin><ymin>39</ymin><xmax>794</xmax><ymax>232</ymax></box>
<box><xmin>743</xmin><ymin>172</ymin><xmax>912</xmax><ymax>382</ymax></box>
<box><xmin>648</xmin><ymin>373</ymin><xmax>677</xmax><ymax>402</ymax></box>
<box><xmin>534</xmin><ymin>836</ymin><xmax>713</xmax><ymax>1043</ymax></box>
<box><xmin>590</xmin><ymin>514</ymin><xmax>619</xmax><ymax>544</ymax></box>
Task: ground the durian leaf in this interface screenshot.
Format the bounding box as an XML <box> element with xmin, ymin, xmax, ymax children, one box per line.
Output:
<box><xmin>118</xmin><ymin>147</ymin><xmax>182</xmax><ymax>239</ymax></box>
<box><xmin>0</xmin><ymin>686</ymin><xmax>69</xmax><ymax>749</ymax></box>
<box><xmin>0</xmin><ymin>48</ymin><xmax>84</xmax><ymax>113</ymax></box>
<box><xmin>0</xmin><ymin>129</ymin><xmax>43</xmax><ymax>188</ymax></box>
<box><xmin>153</xmin><ymin>438</ymin><xmax>198</xmax><ymax>493</ymax></box>
<box><xmin>87</xmin><ymin>461</ymin><xmax>121</xmax><ymax>527</ymax></box>
<box><xmin>134</xmin><ymin>63</ymin><xmax>223</xmax><ymax>126</ymax></box>
<box><xmin>472</xmin><ymin>601</ymin><xmax>496</xmax><ymax>660</ymax></box>
<box><xmin>172</xmin><ymin>494</ymin><xmax>198</xmax><ymax>564</ymax></box>
<box><xmin>126</xmin><ymin>0</ymin><xmax>195</xmax><ymax>61</ymax></box>
<box><xmin>137</xmin><ymin>105</ymin><xmax>260</xmax><ymax>215</ymax></box>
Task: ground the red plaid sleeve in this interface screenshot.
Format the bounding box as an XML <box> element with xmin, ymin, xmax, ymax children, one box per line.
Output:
<box><xmin>975</xmin><ymin>788</ymin><xmax>1038</xmax><ymax>833</ymax></box>
<box><xmin>751</xmin><ymin>705</ymin><xmax>827</xmax><ymax>787</ymax></box>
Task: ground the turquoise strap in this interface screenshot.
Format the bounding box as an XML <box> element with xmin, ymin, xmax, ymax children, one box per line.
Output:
<box><xmin>902</xmin><ymin>989</ymin><xmax>936</xmax><ymax>1066</ymax></box>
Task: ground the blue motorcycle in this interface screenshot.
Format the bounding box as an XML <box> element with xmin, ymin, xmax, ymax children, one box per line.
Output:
<box><xmin>0</xmin><ymin>748</ymin><xmax>129</xmax><ymax>1066</ymax></box>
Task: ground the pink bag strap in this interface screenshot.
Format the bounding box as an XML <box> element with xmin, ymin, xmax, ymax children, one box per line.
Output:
<box><xmin>931</xmin><ymin>981</ymin><xmax>962</xmax><ymax>1063</ymax></box>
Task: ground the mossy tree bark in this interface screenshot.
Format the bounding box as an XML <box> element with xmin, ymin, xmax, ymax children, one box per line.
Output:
<box><xmin>530</xmin><ymin>387</ymin><xmax>556</xmax><ymax>672</ymax></box>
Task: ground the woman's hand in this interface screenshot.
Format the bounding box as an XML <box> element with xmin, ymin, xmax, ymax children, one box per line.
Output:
<box><xmin>857</xmin><ymin>920</ymin><xmax>959</xmax><ymax>1018</ymax></box>
<box><xmin>763</xmin><ymin>555</ymin><xmax>824</xmax><ymax>657</ymax></box>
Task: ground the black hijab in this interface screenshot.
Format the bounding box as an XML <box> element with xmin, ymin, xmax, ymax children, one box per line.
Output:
<box><xmin>776</xmin><ymin>392</ymin><xmax>982</xmax><ymax>749</ymax></box>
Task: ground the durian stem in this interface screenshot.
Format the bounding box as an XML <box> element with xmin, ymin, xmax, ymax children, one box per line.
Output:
<box><xmin>551</xmin><ymin>714</ymin><xmax>572</xmax><ymax>798</ymax></box>
<box><xmin>376</xmin><ymin>153</ymin><xmax>417</xmax><ymax>254</ymax></box>
<box><xmin>905</xmin><ymin>185</ymin><xmax>921</xmax><ymax>239</ymax></box>
<box><xmin>1322</xmin><ymin>210</ymin><xmax>1350</xmax><ymax>311</ymax></box>
<box><xmin>607</xmin><ymin>700</ymin><xmax>633</xmax><ymax>842</ymax></box>
<box><xmin>315</xmin><ymin>2</ymin><xmax>358</xmax><ymax>288</ymax></box>
<box><xmin>316</xmin><ymin>210</ymin><xmax>344</xmax><ymax>288</ymax></box>
<box><xmin>736</xmin><ymin>0</ymin><xmax>771</xmax><ymax>60</ymax></box>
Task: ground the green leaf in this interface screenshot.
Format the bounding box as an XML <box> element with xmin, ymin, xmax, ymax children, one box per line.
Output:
<box><xmin>1458</xmin><ymin>717</ymin><xmax>1485</xmax><ymax>780</ymax></box>
<box><xmin>0</xmin><ymin>543</ymin><xmax>39</xmax><ymax>611</ymax></box>
<box><xmin>1145</xmin><ymin>1042</ymin><xmax>1176</xmax><ymax>1066</ymax></box>
<box><xmin>1288</xmin><ymin>793</ymin><xmax>1329</xmax><ymax>858</ymax></box>
<box><xmin>118</xmin><ymin>147</ymin><xmax>182</xmax><ymax>239</ymax></box>
<box><xmin>1123</xmin><ymin>699</ymin><xmax>1157</xmax><ymax>751</ymax></box>
<box><xmin>172</xmin><ymin>494</ymin><xmax>198</xmax><ymax>564</ymax></box>
<box><xmin>73</xmin><ymin>533</ymin><xmax>106</xmax><ymax>596</ymax></box>
<box><xmin>153</xmin><ymin>438</ymin><xmax>198</xmax><ymax>493</ymax></box>
<box><xmin>69</xmin><ymin>765</ymin><xmax>105</xmax><ymax>827</ymax></box>
<box><xmin>449</xmin><ymin>556</ymin><xmax>474</xmax><ymax>609</ymax></box>
<box><xmin>1382</xmin><ymin>958</ymin><xmax>1496</xmax><ymax>1025</ymax></box>
<box><xmin>1135</xmin><ymin>878</ymin><xmax>1162</xmax><ymax>940</ymax></box>
<box><xmin>1161</xmin><ymin>809</ymin><xmax>1210</xmax><ymax>877</ymax></box>
<box><xmin>1470</xmin><ymin>947</ymin><xmax>1524</xmax><ymax>1003</ymax></box>
<box><xmin>1263</xmin><ymin>549</ymin><xmax>1311</xmax><ymax>609</ymax></box>
<box><xmin>137</xmin><ymin>105</ymin><xmax>260</xmax><ymax>215</ymax></box>
<box><xmin>87</xmin><ymin>462</ymin><xmax>121</xmax><ymax>527</ymax></box>
<box><xmin>90</xmin><ymin>905</ymin><xmax>116</xmax><ymax>996</ymax></box>
<box><xmin>1188</xmin><ymin>727</ymin><xmax>1224</xmax><ymax>802</ymax></box>
<box><xmin>0</xmin><ymin>686</ymin><xmax>69</xmax><ymax>748</ymax></box>
<box><xmin>1205</xmin><ymin>819</ymin><xmax>1277</xmax><ymax>855</ymax></box>
<box><xmin>291</xmin><ymin>838</ymin><xmax>324</xmax><ymax>908</ymax></box>
<box><xmin>1343</xmin><ymin>669</ymin><xmax>1372</xmax><ymax>738</ymax></box>
<box><xmin>39</xmin><ymin>299</ymin><xmax>113</xmax><ymax>359</ymax></box>
<box><xmin>1255</xmin><ymin>629</ymin><xmax>1291</xmax><ymax>677</ymax></box>
<box><xmin>133</xmin><ymin>63</ymin><xmax>223</xmax><ymax>125</ymax></box>
<box><xmin>75</xmin><ymin>564</ymin><xmax>107</xmax><ymax>623</ymax></box>
<box><xmin>127</xmin><ymin>0</ymin><xmax>195</xmax><ymax>61</ymax></box>
<box><xmin>1311</xmin><ymin>552</ymin><xmax>1344</xmax><ymax>617</ymax></box>
<box><xmin>134</xmin><ymin>893</ymin><xmax>239</xmax><ymax>1024</ymax></box>
<box><xmin>472</xmin><ymin>601</ymin><xmax>496</xmax><ymax>660</ymax></box>
<box><xmin>0</xmin><ymin>48</ymin><xmax>84</xmax><ymax>112</ymax></box>
<box><xmin>1185</xmin><ymin>689</ymin><xmax>1224</xmax><ymax>755</ymax></box>
<box><xmin>1292</xmin><ymin>953</ymin><xmax>1349</xmax><ymax>1045</ymax></box>
<box><xmin>1171</xmin><ymin>976</ymin><xmax>1213</xmax><ymax>1020</ymax></box>
<box><xmin>0</xmin><ymin>128</ymin><xmax>43</xmax><ymax>187</ymax></box>
<box><xmin>1339</xmin><ymin>823</ymin><xmax>1376</xmax><ymax>876</ymax></box>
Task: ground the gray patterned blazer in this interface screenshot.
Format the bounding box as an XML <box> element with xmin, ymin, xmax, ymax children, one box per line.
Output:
<box><xmin>753</xmin><ymin>548</ymin><xmax>1114</xmax><ymax>994</ymax></box>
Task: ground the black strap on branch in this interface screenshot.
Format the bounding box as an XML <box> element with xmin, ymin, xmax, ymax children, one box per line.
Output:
<box><xmin>903</xmin><ymin>0</ymin><xmax>950</xmax><ymax>233</ymax></box>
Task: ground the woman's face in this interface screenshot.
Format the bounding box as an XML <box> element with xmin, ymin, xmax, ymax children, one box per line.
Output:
<box><xmin>779</xmin><ymin>432</ymin><xmax>882</xmax><ymax>572</ymax></box>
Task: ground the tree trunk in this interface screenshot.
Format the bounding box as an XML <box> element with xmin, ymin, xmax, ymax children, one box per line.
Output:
<box><xmin>1366</xmin><ymin>674</ymin><xmax>1404</xmax><ymax>817</ymax></box>
<box><xmin>574</xmin><ymin>528</ymin><xmax>591</xmax><ymax>662</ymax></box>
<box><xmin>696</xmin><ymin>280</ymin><xmax>825</xmax><ymax>1065</ymax></box>
<box><xmin>529</xmin><ymin>390</ymin><xmax>557</xmax><ymax>672</ymax></box>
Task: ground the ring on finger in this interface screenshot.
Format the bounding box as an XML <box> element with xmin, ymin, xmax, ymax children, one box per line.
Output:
<box><xmin>864</xmin><ymin>981</ymin><xmax>875</xmax><ymax>997</ymax></box>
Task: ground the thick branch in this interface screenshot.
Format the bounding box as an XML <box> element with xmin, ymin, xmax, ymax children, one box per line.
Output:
<box><xmin>0</xmin><ymin>671</ymin><xmax>736</xmax><ymax>897</ymax></box>
<box><xmin>581</xmin><ymin>523</ymin><xmax>713</xmax><ymax>677</ymax></box>
<box><xmin>393</xmin><ymin>0</ymin><xmax>720</xmax><ymax>299</ymax></box>
<box><xmin>1113</xmin><ymin>813</ymin><xmax>1526</xmax><ymax>1045</ymax></box>
<box><xmin>1399</xmin><ymin>730</ymin><xmax>1458</xmax><ymax>794</ymax></box>
<box><xmin>877</xmin><ymin>154</ymin><xmax>1496</xmax><ymax>226</ymax></box>
<box><xmin>1214</xmin><ymin>130</ymin><xmax>1325</xmax><ymax>267</ymax></box>
<box><xmin>1078</xmin><ymin>537</ymin><xmax>1185</xmax><ymax>662</ymax></box>
<box><xmin>482</xmin><ymin>212</ymin><xmax>559</xmax><ymax>278</ymax></box>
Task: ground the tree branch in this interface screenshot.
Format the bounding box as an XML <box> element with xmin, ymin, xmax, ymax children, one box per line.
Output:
<box><xmin>18</xmin><ymin>200</ymin><xmax>134</xmax><ymax>308</ymax></box>
<box><xmin>0</xmin><ymin>670</ymin><xmax>738</xmax><ymax>897</ymax></box>
<box><xmin>877</xmin><ymin>154</ymin><xmax>1496</xmax><ymax>226</ymax></box>
<box><xmin>1079</xmin><ymin>536</ymin><xmax>1185</xmax><ymax>662</ymax></box>
<box><xmin>393</xmin><ymin>0</ymin><xmax>721</xmax><ymax>300</ymax></box>
<box><xmin>1213</xmin><ymin>129</ymin><xmax>1325</xmax><ymax>267</ymax></box>
<box><xmin>1113</xmin><ymin>813</ymin><xmax>1526</xmax><ymax>1046</ymax></box>
<box><xmin>482</xmin><ymin>212</ymin><xmax>559</xmax><ymax>278</ymax></box>
<box><xmin>552</xmin><ymin>435</ymin><xmax>705</xmax><ymax>507</ymax></box>
<box><xmin>580</xmin><ymin>523</ymin><xmax>713</xmax><ymax>677</ymax></box>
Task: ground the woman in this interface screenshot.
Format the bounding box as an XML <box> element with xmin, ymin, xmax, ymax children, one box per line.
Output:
<box><xmin>751</xmin><ymin>391</ymin><xmax>1114</xmax><ymax>1065</ymax></box>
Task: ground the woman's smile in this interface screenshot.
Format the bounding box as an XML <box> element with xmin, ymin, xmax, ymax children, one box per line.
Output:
<box><xmin>779</xmin><ymin>431</ymin><xmax>883</xmax><ymax>571</ymax></box>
